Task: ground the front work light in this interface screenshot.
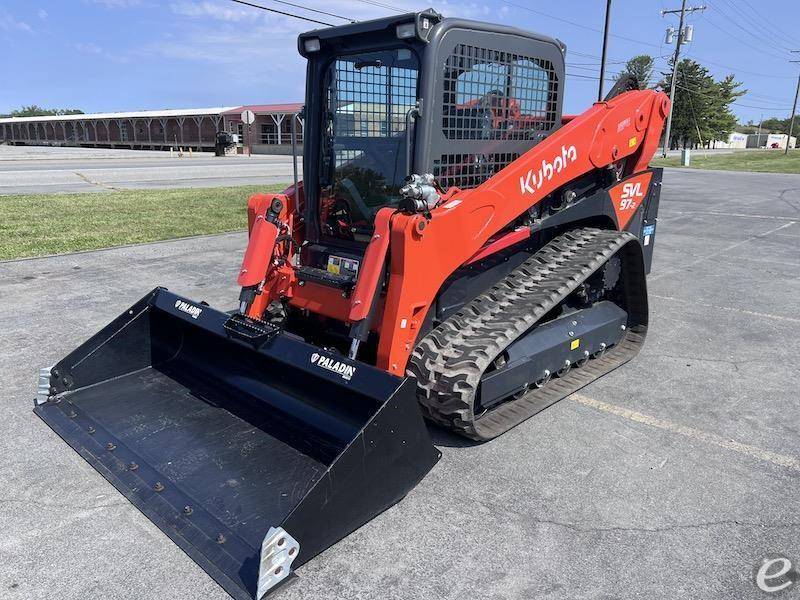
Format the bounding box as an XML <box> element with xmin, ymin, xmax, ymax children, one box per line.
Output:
<box><xmin>396</xmin><ymin>22</ymin><xmax>416</xmax><ymax>39</ymax></box>
<box><xmin>303</xmin><ymin>38</ymin><xmax>321</xmax><ymax>53</ymax></box>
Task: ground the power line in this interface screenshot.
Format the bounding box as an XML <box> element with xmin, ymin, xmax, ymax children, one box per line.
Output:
<box><xmin>567</xmin><ymin>60</ymin><xmax>627</xmax><ymax>66</ymax></box>
<box><xmin>268</xmin><ymin>0</ymin><xmax>353</xmax><ymax>22</ymax></box>
<box><xmin>713</xmin><ymin>0</ymin><xmax>792</xmax><ymax>52</ymax></box>
<box><xmin>694</xmin><ymin>56</ymin><xmax>795</xmax><ymax>79</ymax></box>
<box><xmin>716</xmin><ymin>0</ymin><xmax>798</xmax><ymax>51</ymax></box>
<box><xmin>566</xmin><ymin>71</ymin><xmax>622</xmax><ymax>81</ymax></box>
<box><xmin>500</xmin><ymin>0</ymin><xmax>662</xmax><ymax>49</ymax></box>
<box><xmin>737</xmin><ymin>96</ymin><xmax>794</xmax><ymax>107</ymax></box>
<box><xmin>786</xmin><ymin>51</ymin><xmax>800</xmax><ymax>155</ymax></box>
<box><xmin>350</xmin><ymin>0</ymin><xmax>403</xmax><ymax>12</ymax></box>
<box><xmin>567</xmin><ymin>63</ymin><xmax>621</xmax><ymax>71</ymax></box>
<box><xmin>661</xmin><ymin>1</ymin><xmax>706</xmax><ymax>157</ymax></box>
<box><xmin>227</xmin><ymin>0</ymin><xmax>335</xmax><ymax>26</ymax></box>
<box><xmin>500</xmin><ymin>1</ymin><xmax>791</xmax><ymax>85</ymax></box>
<box><xmin>232</xmin><ymin>0</ymin><xmax>800</xmax><ymax>116</ymax></box>
<box><xmin>746</xmin><ymin>91</ymin><xmax>796</xmax><ymax>103</ymax></box>
<box><xmin>702</xmin><ymin>7</ymin><xmax>791</xmax><ymax>61</ymax></box>
<box><xmin>734</xmin><ymin>101</ymin><xmax>792</xmax><ymax>110</ymax></box>
<box><xmin>674</xmin><ymin>81</ymin><xmax>791</xmax><ymax>111</ymax></box>
<box><xmin>682</xmin><ymin>70</ymin><xmax>706</xmax><ymax>149</ymax></box>
<box><xmin>735</xmin><ymin>0</ymin><xmax>800</xmax><ymax>49</ymax></box>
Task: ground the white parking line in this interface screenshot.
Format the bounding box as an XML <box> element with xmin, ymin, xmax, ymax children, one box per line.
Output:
<box><xmin>649</xmin><ymin>221</ymin><xmax>796</xmax><ymax>281</ymax></box>
<box><xmin>650</xmin><ymin>294</ymin><xmax>800</xmax><ymax>324</ymax></box>
<box><xmin>571</xmin><ymin>393</ymin><xmax>800</xmax><ymax>472</ymax></box>
<box><xmin>659</xmin><ymin>210</ymin><xmax>798</xmax><ymax>221</ymax></box>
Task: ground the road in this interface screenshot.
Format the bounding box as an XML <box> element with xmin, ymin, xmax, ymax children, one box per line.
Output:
<box><xmin>0</xmin><ymin>145</ymin><xmax>299</xmax><ymax>194</ymax></box>
<box><xmin>1</xmin><ymin>168</ymin><xmax>799</xmax><ymax>599</ymax></box>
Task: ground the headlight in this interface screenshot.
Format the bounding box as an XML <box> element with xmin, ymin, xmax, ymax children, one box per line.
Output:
<box><xmin>395</xmin><ymin>22</ymin><xmax>416</xmax><ymax>39</ymax></box>
<box><xmin>303</xmin><ymin>38</ymin><xmax>321</xmax><ymax>53</ymax></box>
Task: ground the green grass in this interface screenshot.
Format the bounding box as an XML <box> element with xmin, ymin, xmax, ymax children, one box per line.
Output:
<box><xmin>650</xmin><ymin>149</ymin><xmax>800</xmax><ymax>174</ymax></box>
<box><xmin>0</xmin><ymin>184</ymin><xmax>288</xmax><ymax>260</ymax></box>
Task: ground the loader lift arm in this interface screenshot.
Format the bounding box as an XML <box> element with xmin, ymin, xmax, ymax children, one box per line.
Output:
<box><xmin>375</xmin><ymin>89</ymin><xmax>669</xmax><ymax>374</ymax></box>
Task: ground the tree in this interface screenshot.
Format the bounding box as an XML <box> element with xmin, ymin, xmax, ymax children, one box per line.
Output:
<box><xmin>0</xmin><ymin>105</ymin><xmax>83</xmax><ymax>118</ymax></box>
<box><xmin>760</xmin><ymin>115</ymin><xmax>800</xmax><ymax>136</ymax></box>
<box><xmin>659</xmin><ymin>59</ymin><xmax>745</xmax><ymax>149</ymax></box>
<box><xmin>707</xmin><ymin>74</ymin><xmax>744</xmax><ymax>143</ymax></box>
<box><xmin>617</xmin><ymin>55</ymin><xmax>655</xmax><ymax>90</ymax></box>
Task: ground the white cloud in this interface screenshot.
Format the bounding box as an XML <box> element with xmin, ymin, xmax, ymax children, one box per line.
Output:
<box><xmin>87</xmin><ymin>0</ymin><xmax>142</xmax><ymax>8</ymax></box>
<box><xmin>0</xmin><ymin>10</ymin><xmax>33</xmax><ymax>32</ymax></box>
<box><xmin>138</xmin><ymin>1</ymin><xmax>512</xmax><ymax>102</ymax></box>
<box><xmin>169</xmin><ymin>0</ymin><xmax>506</xmax><ymax>29</ymax></box>
<box><xmin>37</xmin><ymin>8</ymin><xmax>48</xmax><ymax>20</ymax></box>
<box><xmin>73</xmin><ymin>42</ymin><xmax>103</xmax><ymax>54</ymax></box>
<box><xmin>72</xmin><ymin>41</ymin><xmax>131</xmax><ymax>63</ymax></box>
<box><xmin>170</xmin><ymin>1</ymin><xmax>263</xmax><ymax>23</ymax></box>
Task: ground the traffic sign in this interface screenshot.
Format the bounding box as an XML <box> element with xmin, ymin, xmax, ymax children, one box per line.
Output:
<box><xmin>241</xmin><ymin>110</ymin><xmax>256</xmax><ymax>125</ymax></box>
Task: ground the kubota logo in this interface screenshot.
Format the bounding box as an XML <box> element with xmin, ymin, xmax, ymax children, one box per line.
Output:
<box><xmin>174</xmin><ymin>299</ymin><xmax>202</xmax><ymax>319</ymax></box>
<box><xmin>519</xmin><ymin>145</ymin><xmax>578</xmax><ymax>195</ymax></box>
<box><xmin>619</xmin><ymin>181</ymin><xmax>644</xmax><ymax>210</ymax></box>
<box><xmin>310</xmin><ymin>352</ymin><xmax>356</xmax><ymax>381</ymax></box>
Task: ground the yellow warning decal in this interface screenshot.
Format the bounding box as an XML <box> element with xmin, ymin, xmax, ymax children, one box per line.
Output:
<box><xmin>326</xmin><ymin>256</ymin><xmax>341</xmax><ymax>275</ymax></box>
<box><xmin>570</xmin><ymin>339</ymin><xmax>580</xmax><ymax>350</ymax></box>
<box><xmin>628</xmin><ymin>136</ymin><xmax>637</xmax><ymax>148</ymax></box>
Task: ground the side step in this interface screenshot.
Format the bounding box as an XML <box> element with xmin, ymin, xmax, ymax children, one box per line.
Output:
<box><xmin>34</xmin><ymin>288</ymin><xmax>440</xmax><ymax>599</ymax></box>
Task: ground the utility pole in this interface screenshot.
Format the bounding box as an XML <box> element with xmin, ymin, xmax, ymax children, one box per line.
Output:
<box><xmin>598</xmin><ymin>0</ymin><xmax>612</xmax><ymax>101</ymax></box>
<box><xmin>785</xmin><ymin>51</ymin><xmax>800</xmax><ymax>156</ymax></box>
<box><xmin>660</xmin><ymin>2</ymin><xmax>706</xmax><ymax>157</ymax></box>
<box><xmin>756</xmin><ymin>113</ymin><xmax>763</xmax><ymax>148</ymax></box>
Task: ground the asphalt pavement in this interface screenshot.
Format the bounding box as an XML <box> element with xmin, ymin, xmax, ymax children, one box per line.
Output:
<box><xmin>1</xmin><ymin>168</ymin><xmax>799</xmax><ymax>599</ymax></box>
<box><xmin>0</xmin><ymin>145</ymin><xmax>299</xmax><ymax>194</ymax></box>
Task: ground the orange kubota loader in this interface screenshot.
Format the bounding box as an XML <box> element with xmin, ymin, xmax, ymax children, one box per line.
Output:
<box><xmin>35</xmin><ymin>10</ymin><xmax>669</xmax><ymax>600</ymax></box>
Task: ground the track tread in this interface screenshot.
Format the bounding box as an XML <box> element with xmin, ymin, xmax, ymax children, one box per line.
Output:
<box><xmin>407</xmin><ymin>227</ymin><xmax>647</xmax><ymax>441</ymax></box>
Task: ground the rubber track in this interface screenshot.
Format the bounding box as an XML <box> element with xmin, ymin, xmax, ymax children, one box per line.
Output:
<box><xmin>407</xmin><ymin>228</ymin><xmax>648</xmax><ymax>441</ymax></box>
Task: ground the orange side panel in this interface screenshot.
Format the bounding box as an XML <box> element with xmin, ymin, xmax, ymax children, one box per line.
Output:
<box><xmin>608</xmin><ymin>171</ymin><xmax>654</xmax><ymax>230</ymax></box>
<box><xmin>290</xmin><ymin>283</ymin><xmax>351</xmax><ymax>320</ymax></box>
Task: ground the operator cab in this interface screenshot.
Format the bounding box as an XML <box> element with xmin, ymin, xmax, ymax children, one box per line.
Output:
<box><xmin>320</xmin><ymin>47</ymin><xmax>419</xmax><ymax>243</ymax></box>
<box><xmin>298</xmin><ymin>9</ymin><xmax>565</xmax><ymax>270</ymax></box>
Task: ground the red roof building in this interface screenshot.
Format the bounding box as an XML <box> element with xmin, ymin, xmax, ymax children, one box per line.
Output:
<box><xmin>221</xmin><ymin>103</ymin><xmax>304</xmax><ymax>153</ymax></box>
<box><xmin>0</xmin><ymin>103</ymin><xmax>304</xmax><ymax>155</ymax></box>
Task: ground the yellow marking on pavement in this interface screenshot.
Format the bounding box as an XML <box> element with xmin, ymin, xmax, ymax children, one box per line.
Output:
<box><xmin>571</xmin><ymin>393</ymin><xmax>800</xmax><ymax>472</ymax></box>
<box><xmin>74</xmin><ymin>171</ymin><xmax>122</xmax><ymax>192</ymax></box>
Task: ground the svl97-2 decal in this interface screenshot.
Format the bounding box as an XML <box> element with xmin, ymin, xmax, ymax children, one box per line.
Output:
<box><xmin>608</xmin><ymin>171</ymin><xmax>654</xmax><ymax>229</ymax></box>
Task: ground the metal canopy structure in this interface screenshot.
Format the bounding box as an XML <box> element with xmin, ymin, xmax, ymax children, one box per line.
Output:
<box><xmin>221</xmin><ymin>103</ymin><xmax>304</xmax><ymax>150</ymax></box>
<box><xmin>0</xmin><ymin>106</ymin><xmax>246</xmax><ymax>152</ymax></box>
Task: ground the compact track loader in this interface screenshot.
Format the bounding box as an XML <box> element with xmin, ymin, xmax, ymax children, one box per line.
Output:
<box><xmin>35</xmin><ymin>10</ymin><xmax>669</xmax><ymax>600</ymax></box>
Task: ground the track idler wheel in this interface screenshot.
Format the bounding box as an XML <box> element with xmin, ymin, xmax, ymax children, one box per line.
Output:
<box><xmin>513</xmin><ymin>383</ymin><xmax>530</xmax><ymax>400</ymax></box>
<box><xmin>533</xmin><ymin>369</ymin><xmax>552</xmax><ymax>388</ymax></box>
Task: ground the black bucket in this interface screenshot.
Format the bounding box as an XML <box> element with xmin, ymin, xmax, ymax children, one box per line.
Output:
<box><xmin>34</xmin><ymin>288</ymin><xmax>440</xmax><ymax>599</ymax></box>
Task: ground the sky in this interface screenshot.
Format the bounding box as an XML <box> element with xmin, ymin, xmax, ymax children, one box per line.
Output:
<box><xmin>1</xmin><ymin>0</ymin><xmax>799</xmax><ymax>124</ymax></box>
